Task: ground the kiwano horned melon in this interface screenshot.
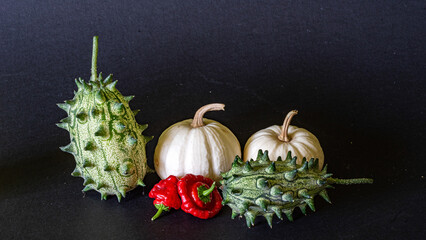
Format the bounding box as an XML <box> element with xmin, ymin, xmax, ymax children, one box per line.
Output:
<box><xmin>220</xmin><ymin>150</ymin><xmax>373</xmax><ymax>228</ymax></box>
<box><xmin>57</xmin><ymin>36</ymin><xmax>153</xmax><ymax>201</ymax></box>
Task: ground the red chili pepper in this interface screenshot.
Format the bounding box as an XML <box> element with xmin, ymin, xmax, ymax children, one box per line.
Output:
<box><xmin>148</xmin><ymin>175</ymin><xmax>181</xmax><ymax>221</ymax></box>
<box><xmin>177</xmin><ymin>174</ymin><xmax>222</xmax><ymax>219</ymax></box>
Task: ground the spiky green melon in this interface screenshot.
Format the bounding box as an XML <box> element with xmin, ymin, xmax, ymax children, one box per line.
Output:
<box><xmin>220</xmin><ymin>150</ymin><xmax>373</xmax><ymax>228</ymax></box>
<box><xmin>57</xmin><ymin>36</ymin><xmax>152</xmax><ymax>201</ymax></box>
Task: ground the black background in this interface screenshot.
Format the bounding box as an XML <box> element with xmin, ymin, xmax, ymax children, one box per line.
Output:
<box><xmin>1</xmin><ymin>1</ymin><xmax>425</xmax><ymax>239</ymax></box>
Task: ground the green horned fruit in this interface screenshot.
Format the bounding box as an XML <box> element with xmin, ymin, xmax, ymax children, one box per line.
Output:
<box><xmin>57</xmin><ymin>36</ymin><xmax>153</xmax><ymax>201</ymax></box>
<box><xmin>220</xmin><ymin>150</ymin><xmax>373</xmax><ymax>228</ymax></box>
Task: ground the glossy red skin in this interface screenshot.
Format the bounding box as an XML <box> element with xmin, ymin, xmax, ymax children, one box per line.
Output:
<box><xmin>177</xmin><ymin>174</ymin><xmax>222</xmax><ymax>219</ymax></box>
<box><xmin>149</xmin><ymin>175</ymin><xmax>181</xmax><ymax>210</ymax></box>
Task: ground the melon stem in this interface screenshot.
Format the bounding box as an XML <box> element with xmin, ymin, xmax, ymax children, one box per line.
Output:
<box><xmin>328</xmin><ymin>178</ymin><xmax>373</xmax><ymax>185</ymax></box>
<box><xmin>91</xmin><ymin>36</ymin><xmax>99</xmax><ymax>82</ymax></box>
<box><xmin>191</xmin><ymin>103</ymin><xmax>225</xmax><ymax>128</ymax></box>
<box><xmin>278</xmin><ymin>110</ymin><xmax>298</xmax><ymax>142</ymax></box>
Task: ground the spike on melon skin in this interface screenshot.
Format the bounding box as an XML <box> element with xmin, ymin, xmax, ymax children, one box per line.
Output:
<box><xmin>221</xmin><ymin>150</ymin><xmax>373</xmax><ymax>228</ymax></box>
<box><xmin>57</xmin><ymin>36</ymin><xmax>151</xmax><ymax>201</ymax></box>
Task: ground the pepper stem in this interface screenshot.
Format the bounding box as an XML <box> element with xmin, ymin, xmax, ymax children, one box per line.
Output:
<box><xmin>151</xmin><ymin>204</ymin><xmax>169</xmax><ymax>221</ymax></box>
<box><xmin>91</xmin><ymin>36</ymin><xmax>99</xmax><ymax>82</ymax></box>
<box><xmin>327</xmin><ymin>178</ymin><xmax>373</xmax><ymax>185</ymax></box>
<box><xmin>190</xmin><ymin>103</ymin><xmax>225</xmax><ymax>128</ymax></box>
<box><xmin>202</xmin><ymin>182</ymin><xmax>216</xmax><ymax>196</ymax></box>
<box><xmin>278</xmin><ymin>110</ymin><xmax>298</xmax><ymax>142</ymax></box>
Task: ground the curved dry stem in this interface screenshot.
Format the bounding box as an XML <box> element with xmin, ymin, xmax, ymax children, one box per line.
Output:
<box><xmin>278</xmin><ymin>110</ymin><xmax>298</xmax><ymax>142</ymax></box>
<box><xmin>191</xmin><ymin>103</ymin><xmax>225</xmax><ymax>128</ymax></box>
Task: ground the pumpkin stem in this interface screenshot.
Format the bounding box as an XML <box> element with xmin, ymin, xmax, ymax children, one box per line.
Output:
<box><xmin>278</xmin><ymin>110</ymin><xmax>298</xmax><ymax>142</ymax></box>
<box><xmin>91</xmin><ymin>36</ymin><xmax>99</xmax><ymax>82</ymax></box>
<box><xmin>191</xmin><ymin>103</ymin><xmax>225</xmax><ymax>128</ymax></box>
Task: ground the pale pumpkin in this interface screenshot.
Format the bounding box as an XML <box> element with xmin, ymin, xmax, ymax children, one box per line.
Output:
<box><xmin>243</xmin><ymin>110</ymin><xmax>324</xmax><ymax>170</ymax></box>
<box><xmin>154</xmin><ymin>103</ymin><xmax>241</xmax><ymax>182</ymax></box>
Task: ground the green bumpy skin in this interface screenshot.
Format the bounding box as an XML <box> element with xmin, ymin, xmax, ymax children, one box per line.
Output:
<box><xmin>57</xmin><ymin>36</ymin><xmax>152</xmax><ymax>202</ymax></box>
<box><xmin>220</xmin><ymin>150</ymin><xmax>373</xmax><ymax>228</ymax></box>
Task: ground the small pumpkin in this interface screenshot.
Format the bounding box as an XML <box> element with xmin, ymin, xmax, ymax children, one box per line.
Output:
<box><xmin>154</xmin><ymin>103</ymin><xmax>241</xmax><ymax>181</ymax></box>
<box><xmin>243</xmin><ymin>110</ymin><xmax>324</xmax><ymax>170</ymax></box>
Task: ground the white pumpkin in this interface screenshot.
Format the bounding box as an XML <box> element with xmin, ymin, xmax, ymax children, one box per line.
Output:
<box><xmin>154</xmin><ymin>103</ymin><xmax>241</xmax><ymax>181</ymax></box>
<box><xmin>243</xmin><ymin>110</ymin><xmax>324</xmax><ymax>170</ymax></box>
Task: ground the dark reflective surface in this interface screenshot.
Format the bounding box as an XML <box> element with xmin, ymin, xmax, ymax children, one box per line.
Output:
<box><xmin>0</xmin><ymin>1</ymin><xmax>425</xmax><ymax>239</ymax></box>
